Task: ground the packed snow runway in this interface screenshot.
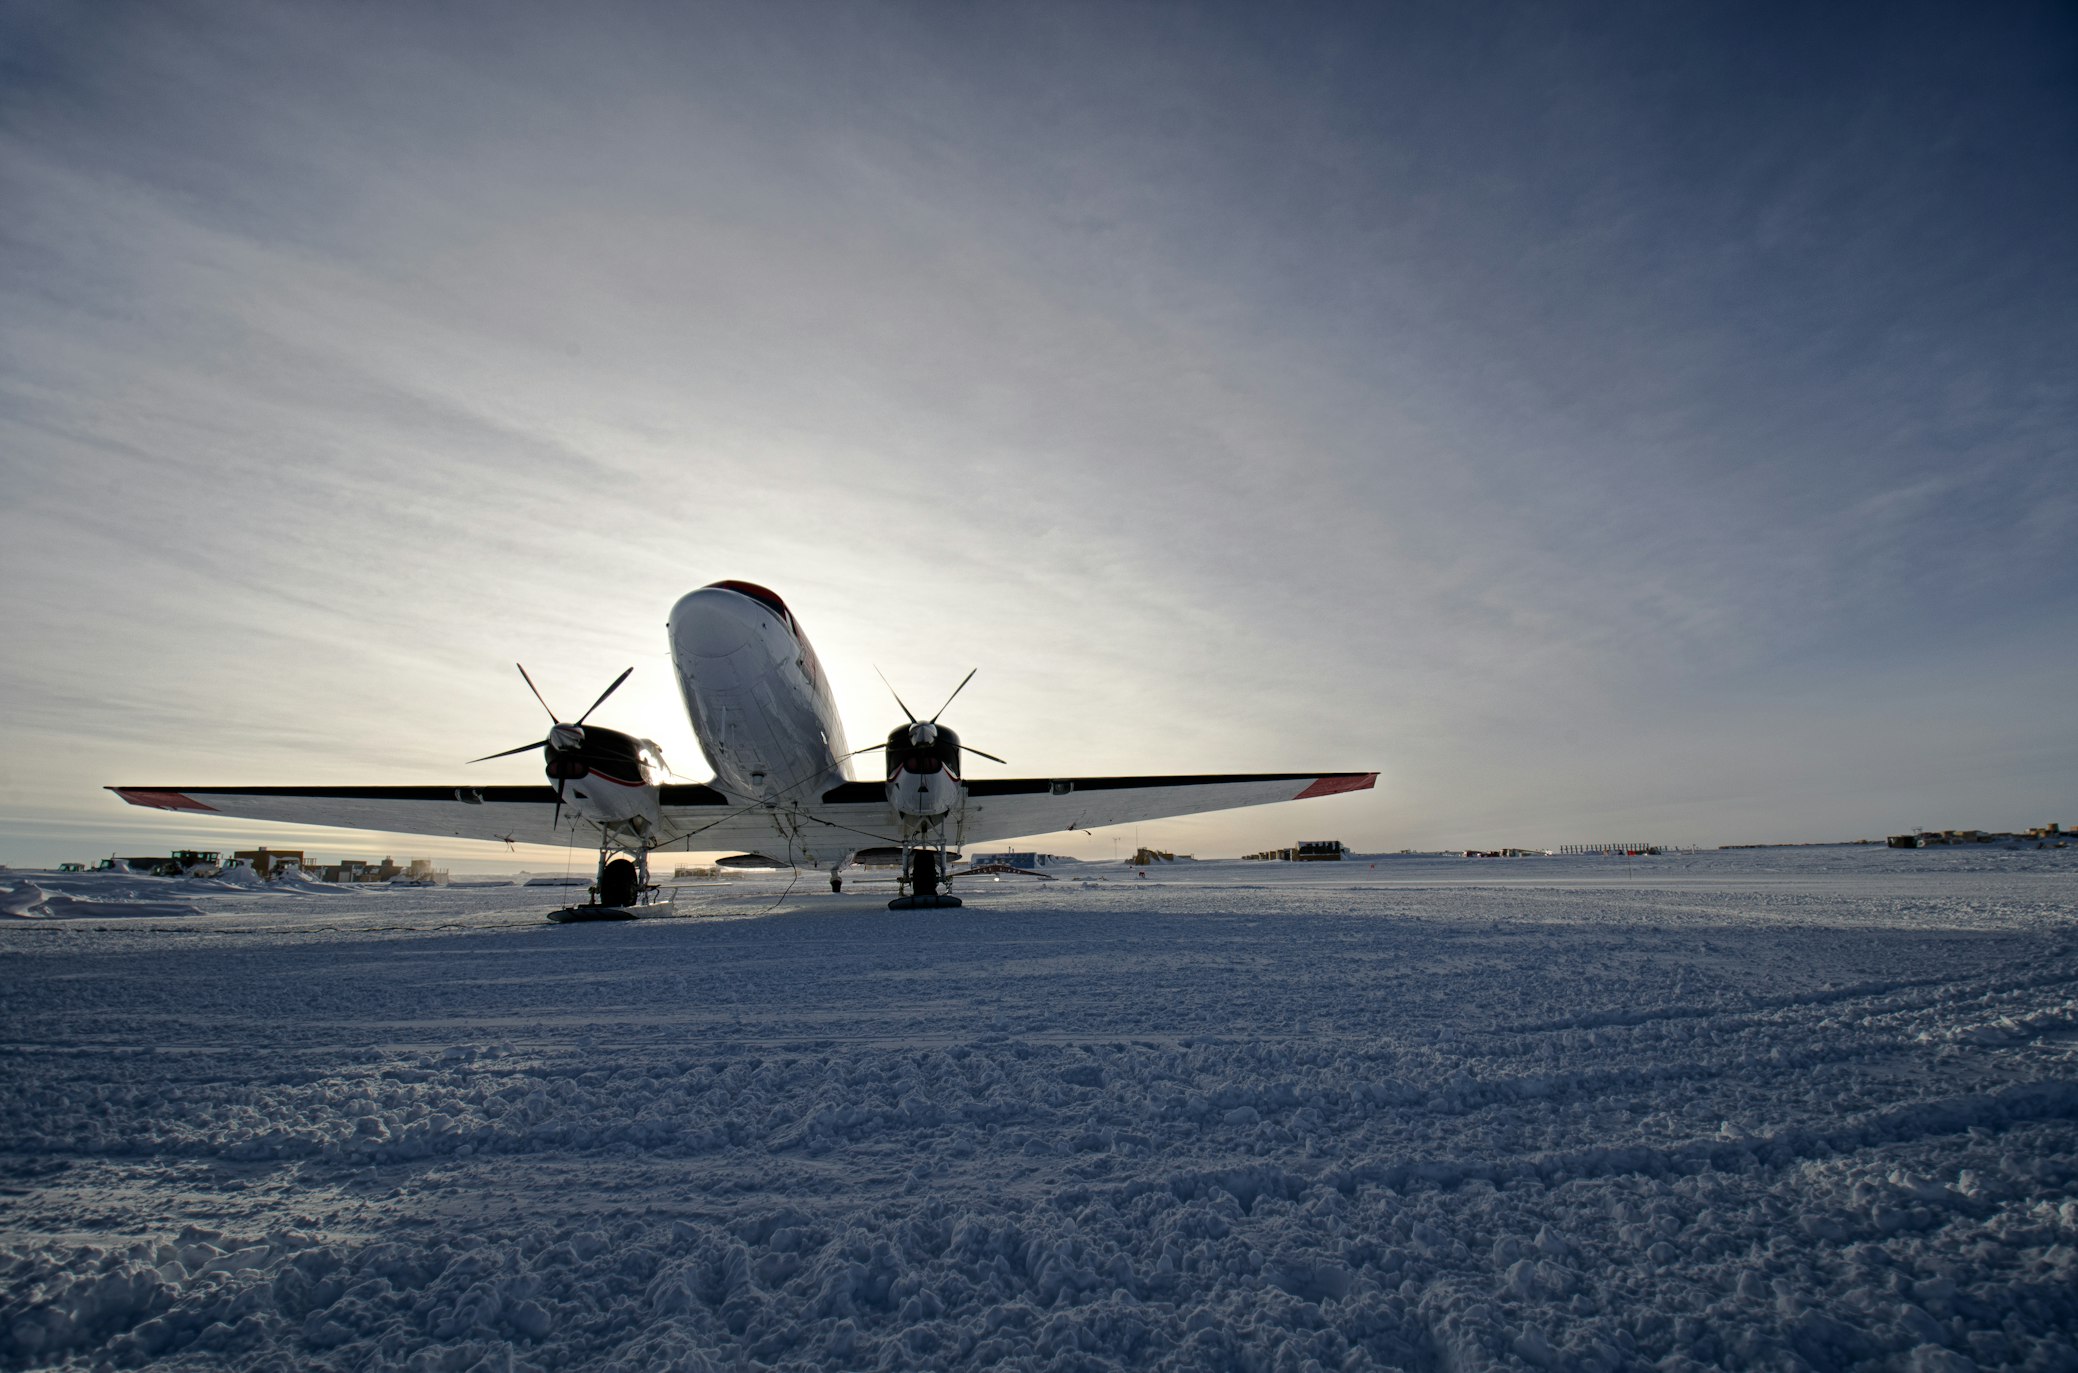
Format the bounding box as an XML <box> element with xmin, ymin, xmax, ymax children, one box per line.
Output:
<box><xmin>4</xmin><ymin>850</ymin><xmax>2076</xmax><ymax>1371</ymax></box>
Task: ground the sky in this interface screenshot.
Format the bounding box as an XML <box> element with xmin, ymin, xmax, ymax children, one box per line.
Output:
<box><xmin>2</xmin><ymin>1</ymin><xmax>2074</xmax><ymax>868</ymax></box>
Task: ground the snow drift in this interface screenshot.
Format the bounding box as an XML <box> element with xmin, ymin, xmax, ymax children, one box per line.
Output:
<box><xmin>1</xmin><ymin>849</ymin><xmax>2073</xmax><ymax>1369</ymax></box>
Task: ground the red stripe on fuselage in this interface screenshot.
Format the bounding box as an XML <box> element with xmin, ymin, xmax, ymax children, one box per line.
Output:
<box><xmin>704</xmin><ymin>580</ymin><xmax>795</xmax><ymax>635</ymax></box>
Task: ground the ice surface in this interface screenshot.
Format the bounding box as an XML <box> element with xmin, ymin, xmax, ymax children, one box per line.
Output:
<box><xmin>2</xmin><ymin>849</ymin><xmax>2074</xmax><ymax>1370</ymax></box>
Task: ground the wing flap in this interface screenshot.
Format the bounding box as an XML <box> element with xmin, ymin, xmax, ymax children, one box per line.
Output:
<box><xmin>108</xmin><ymin>784</ymin><xmax>904</xmax><ymax>865</ymax></box>
<box><xmin>111</xmin><ymin>785</ymin><xmax>589</xmax><ymax>849</ymax></box>
<box><xmin>951</xmin><ymin>771</ymin><xmax>1375</xmax><ymax>846</ymax></box>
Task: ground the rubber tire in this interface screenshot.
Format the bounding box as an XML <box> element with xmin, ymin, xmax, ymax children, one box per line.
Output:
<box><xmin>598</xmin><ymin>857</ymin><xmax>639</xmax><ymax>908</ymax></box>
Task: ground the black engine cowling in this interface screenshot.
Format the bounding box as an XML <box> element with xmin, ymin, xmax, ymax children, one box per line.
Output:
<box><xmin>547</xmin><ymin>726</ymin><xmax>654</xmax><ymax>785</ymax></box>
<box><xmin>885</xmin><ymin>723</ymin><xmax>961</xmax><ymax>780</ymax></box>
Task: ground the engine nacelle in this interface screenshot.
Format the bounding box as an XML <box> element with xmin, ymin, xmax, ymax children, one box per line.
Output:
<box><xmin>550</xmin><ymin>726</ymin><xmax>664</xmax><ymax>831</ymax></box>
<box><xmin>885</xmin><ymin>722</ymin><xmax>962</xmax><ymax>818</ymax></box>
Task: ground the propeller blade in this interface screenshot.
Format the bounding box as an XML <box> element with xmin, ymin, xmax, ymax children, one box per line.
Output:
<box><xmin>552</xmin><ymin>779</ymin><xmax>565</xmax><ymax>829</ymax></box>
<box><xmin>929</xmin><ymin>668</ymin><xmax>977</xmax><ymax>723</ymax></box>
<box><xmin>515</xmin><ymin>664</ymin><xmax>558</xmax><ymax>722</ymax></box>
<box><xmin>874</xmin><ymin>666</ymin><xmax>917</xmax><ymax>722</ymax></box>
<box><xmin>964</xmin><ymin>746</ymin><xmax>1009</xmax><ymax>765</ymax></box>
<box><xmin>467</xmin><ymin>739</ymin><xmax>549</xmax><ymax>764</ymax></box>
<box><xmin>575</xmin><ymin>666</ymin><xmax>634</xmax><ymax>726</ymax></box>
<box><xmin>833</xmin><ymin>742</ymin><xmax>889</xmax><ymax>767</ymax></box>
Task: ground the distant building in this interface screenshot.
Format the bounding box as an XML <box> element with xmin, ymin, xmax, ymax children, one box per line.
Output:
<box><xmin>1890</xmin><ymin>824</ymin><xmax>2069</xmax><ymax>849</ymax></box>
<box><xmin>393</xmin><ymin>859</ymin><xmax>449</xmax><ymax>886</ymax></box>
<box><xmin>233</xmin><ymin>848</ymin><xmax>305</xmax><ymax>878</ymax></box>
<box><xmin>1242</xmin><ymin>840</ymin><xmax>1346</xmax><ymax>861</ymax></box>
<box><xmin>316</xmin><ymin>856</ymin><xmax>404</xmax><ymax>883</ymax></box>
<box><xmin>1131</xmin><ymin>847</ymin><xmax>1189</xmax><ymax>864</ymax></box>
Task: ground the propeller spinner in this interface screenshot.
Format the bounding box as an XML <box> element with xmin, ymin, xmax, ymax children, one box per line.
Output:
<box><xmin>867</xmin><ymin>667</ymin><xmax>1007</xmax><ymax>766</ymax></box>
<box><xmin>468</xmin><ymin>664</ymin><xmax>634</xmax><ymax>826</ymax></box>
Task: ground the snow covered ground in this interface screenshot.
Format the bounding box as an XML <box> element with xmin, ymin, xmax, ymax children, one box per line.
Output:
<box><xmin>3</xmin><ymin>848</ymin><xmax>2075</xmax><ymax>1371</ymax></box>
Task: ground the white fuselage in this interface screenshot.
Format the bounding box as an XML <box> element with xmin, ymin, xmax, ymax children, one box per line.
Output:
<box><xmin>667</xmin><ymin>583</ymin><xmax>851</xmax><ymax>804</ymax></box>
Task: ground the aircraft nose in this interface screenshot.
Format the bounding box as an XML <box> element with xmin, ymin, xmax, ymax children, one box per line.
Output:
<box><xmin>669</xmin><ymin>586</ymin><xmax>766</xmax><ymax>658</ymax></box>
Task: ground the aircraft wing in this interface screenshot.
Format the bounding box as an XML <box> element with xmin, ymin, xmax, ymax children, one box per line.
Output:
<box><xmin>106</xmin><ymin>785</ymin><xmax>894</xmax><ymax>863</ymax></box>
<box><xmin>110</xmin><ymin>769</ymin><xmax>1374</xmax><ymax>861</ymax></box>
<box><xmin>935</xmin><ymin>770</ymin><xmax>1376</xmax><ymax>846</ymax></box>
<box><xmin>785</xmin><ymin>772</ymin><xmax>1371</xmax><ymax>847</ymax></box>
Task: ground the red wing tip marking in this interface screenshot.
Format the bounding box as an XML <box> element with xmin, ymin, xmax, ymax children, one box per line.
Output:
<box><xmin>111</xmin><ymin>788</ymin><xmax>219</xmax><ymax>813</ymax></box>
<box><xmin>1294</xmin><ymin>773</ymin><xmax>1378</xmax><ymax>800</ymax></box>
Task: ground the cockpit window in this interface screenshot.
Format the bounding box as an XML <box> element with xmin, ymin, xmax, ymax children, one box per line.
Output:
<box><xmin>706</xmin><ymin>580</ymin><xmax>792</xmax><ymax>628</ymax></box>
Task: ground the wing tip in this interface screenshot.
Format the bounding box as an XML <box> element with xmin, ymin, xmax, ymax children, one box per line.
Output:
<box><xmin>109</xmin><ymin>788</ymin><xmax>219</xmax><ymax>813</ymax></box>
<box><xmin>1293</xmin><ymin>772</ymin><xmax>1377</xmax><ymax>800</ymax></box>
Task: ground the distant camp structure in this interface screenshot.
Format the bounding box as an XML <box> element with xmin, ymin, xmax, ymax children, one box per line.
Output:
<box><xmin>953</xmin><ymin>861</ymin><xmax>1058</xmax><ymax>880</ymax></box>
<box><xmin>1887</xmin><ymin>823</ymin><xmax>2070</xmax><ymax>849</ymax></box>
<box><xmin>1131</xmin><ymin>847</ymin><xmax>1192</xmax><ymax>864</ymax></box>
<box><xmin>385</xmin><ymin>859</ymin><xmax>451</xmax><ymax>886</ymax></box>
<box><xmin>1447</xmin><ymin>843</ymin><xmax>1666</xmax><ymax>858</ymax></box>
<box><xmin>99</xmin><ymin>850</ymin><xmax>222</xmax><ymax>877</ymax></box>
<box><xmin>231</xmin><ymin>847</ymin><xmax>303</xmax><ymax>877</ymax></box>
<box><xmin>972</xmin><ymin>852</ymin><xmax>1067</xmax><ymax>869</ymax></box>
<box><xmin>97</xmin><ymin>850</ymin><xmax>448</xmax><ymax>882</ymax></box>
<box><xmin>302</xmin><ymin>856</ymin><xmax>447</xmax><ymax>884</ymax></box>
<box><xmin>1242</xmin><ymin>840</ymin><xmax>1346</xmax><ymax>862</ymax></box>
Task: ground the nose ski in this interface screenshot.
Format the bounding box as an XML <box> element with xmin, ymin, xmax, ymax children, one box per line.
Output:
<box><xmin>889</xmin><ymin>844</ymin><xmax>961</xmax><ymax>910</ymax></box>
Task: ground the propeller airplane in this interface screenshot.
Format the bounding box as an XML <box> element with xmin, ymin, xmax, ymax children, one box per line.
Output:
<box><xmin>112</xmin><ymin>581</ymin><xmax>1377</xmax><ymax>915</ymax></box>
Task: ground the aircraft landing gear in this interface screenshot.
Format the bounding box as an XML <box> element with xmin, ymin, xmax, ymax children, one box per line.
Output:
<box><xmin>599</xmin><ymin>855</ymin><xmax>639</xmax><ymax>907</ymax></box>
<box><xmin>548</xmin><ymin>842</ymin><xmax>667</xmax><ymax>923</ymax></box>
<box><xmin>890</xmin><ymin>843</ymin><xmax>961</xmax><ymax>910</ymax></box>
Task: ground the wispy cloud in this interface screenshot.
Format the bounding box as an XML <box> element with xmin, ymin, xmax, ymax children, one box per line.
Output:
<box><xmin>3</xmin><ymin>2</ymin><xmax>2073</xmax><ymax>862</ymax></box>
